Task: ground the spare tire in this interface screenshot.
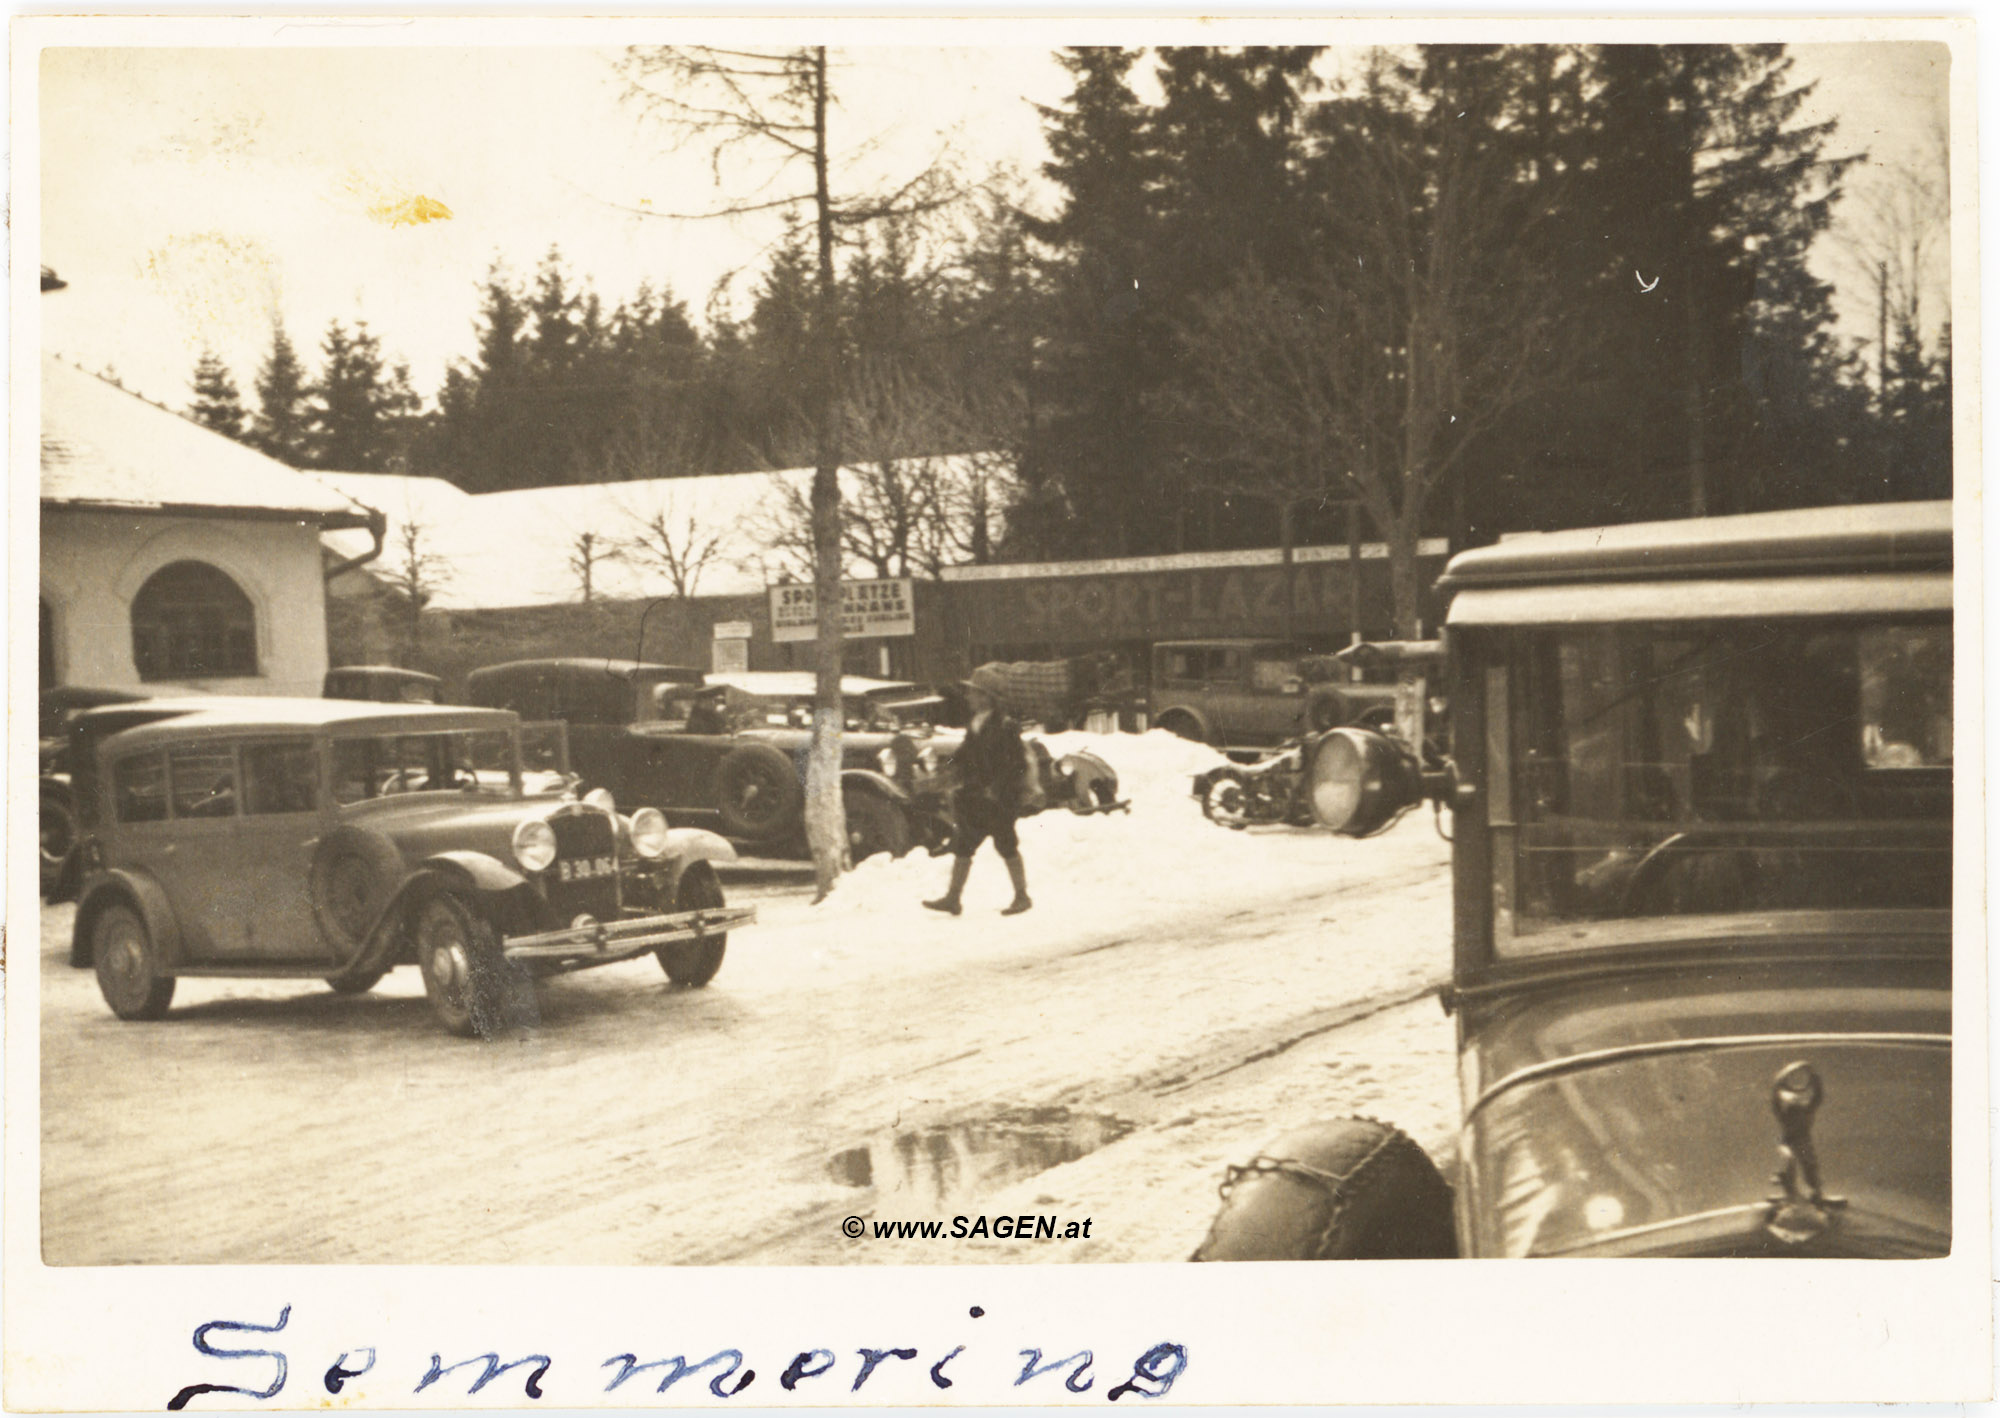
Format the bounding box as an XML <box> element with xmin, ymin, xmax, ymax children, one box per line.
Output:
<box><xmin>1307</xmin><ymin>688</ymin><xmax>1349</xmax><ymax>733</ymax></box>
<box><xmin>309</xmin><ymin>826</ymin><xmax>406</xmax><ymax>961</ymax></box>
<box><xmin>1191</xmin><ymin>1117</ymin><xmax>1458</xmax><ymax>1260</ymax></box>
<box><xmin>714</xmin><ymin>743</ymin><xmax>804</xmax><ymax>841</ymax></box>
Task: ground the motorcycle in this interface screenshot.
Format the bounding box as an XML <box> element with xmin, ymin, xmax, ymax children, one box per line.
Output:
<box><xmin>1193</xmin><ymin>741</ymin><xmax>1315</xmax><ymax>829</ymax></box>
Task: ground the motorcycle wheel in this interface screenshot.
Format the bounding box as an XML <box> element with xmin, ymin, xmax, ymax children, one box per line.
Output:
<box><xmin>1201</xmin><ymin>769</ymin><xmax>1253</xmax><ymax>829</ymax></box>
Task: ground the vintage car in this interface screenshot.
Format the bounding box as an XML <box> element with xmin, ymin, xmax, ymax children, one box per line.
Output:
<box><xmin>323</xmin><ymin>665</ymin><xmax>444</xmax><ymax>703</ymax></box>
<box><xmin>464</xmin><ymin>658</ymin><xmax>926</xmax><ymax>861</ymax></box>
<box><xmin>1149</xmin><ymin>639</ymin><xmax>1397</xmax><ymax>748</ymax></box>
<box><xmin>63</xmin><ymin>697</ymin><xmax>753</xmax><ymax>1038</ymax></box>
<box><xmin>39</xmin><ymin>685</ymin><xmax>149</xmax><ymax>897</ymax></box>
<box><xmin>1195</xmin><ymin>501</ymin><xmax>1952</xmax><ymax>1258</ymax></box>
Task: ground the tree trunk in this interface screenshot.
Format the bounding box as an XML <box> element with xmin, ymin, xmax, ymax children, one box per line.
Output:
<box><xmin>1386</xmin><ymin>514</ymin><xmax>1424</xmax><ymax>639</ymax></box>
<box><xmin>802</xmin><ymin>46</ymin><xmax>848</xmax><ymax>900</ymax></box>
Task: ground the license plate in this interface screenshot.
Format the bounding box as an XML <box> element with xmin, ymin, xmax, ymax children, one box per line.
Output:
<box><xmin>558</xmin><ymin>854</ymin><xmax>616</xmax><ymax>882</ymax></box>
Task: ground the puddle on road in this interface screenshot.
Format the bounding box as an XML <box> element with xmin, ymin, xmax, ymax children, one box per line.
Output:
<box><xmin>828</xmin><ymin>1107</ymin><xmax>1136</xmax><ymax>1207</ymax></box>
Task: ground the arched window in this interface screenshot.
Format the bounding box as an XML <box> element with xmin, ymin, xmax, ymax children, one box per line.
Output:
<box><xmin>131</xmin><ymin>561</ymin><xmax>258</xmax><ymax>680</ymax></box>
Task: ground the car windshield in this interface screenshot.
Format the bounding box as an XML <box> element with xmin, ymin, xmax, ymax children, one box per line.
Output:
<box><xmin>331</xmin><ymin>729</ymin><xmax>520</xmax><ymax>803</ymax></box>
<box><xmin>1499</xmin><ymin>616</ymin><xmax>1951</xmax><ymax>955</ymax></box>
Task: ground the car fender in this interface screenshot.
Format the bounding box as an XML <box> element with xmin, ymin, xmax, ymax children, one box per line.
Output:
<box><xmin>664</xmin><ymin>827</ymin><xmax>737</xmax><ymax>866</ymax></box>
<box><xmin>73</xmin><ymin>869</ymin><xmax>182</xmax><ymax>970</ymax></box>
<box><xmin>416</xmin><ymin>849</ymin><xmax>528</xmax><ymax>895</ymax></box>
<box><xmin>1153</xmin><ymin>702</ymin><xmax>1213</xmax><ymax>740</ymax></box>
<box><xmin>838</xmin><ymin>769</ymin><xmax>910</xmax><ymax>804</ymax></box>
<box><xmin>361</xmin><ymin>853</ymin><xmax>534</xmax><ymax>962</ymax></box>
<box><xmin>658</xmin><ymin>827</ymin><xmax>736</xmax><ymax>900</ymax></box>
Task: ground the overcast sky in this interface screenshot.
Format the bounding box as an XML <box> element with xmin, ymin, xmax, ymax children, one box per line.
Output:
<box><xmin>35</xmin><ymin>34</ymin><xmax>1951</xmax><ymax>416</ymax></box>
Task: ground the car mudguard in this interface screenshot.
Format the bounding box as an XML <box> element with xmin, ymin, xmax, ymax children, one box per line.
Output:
<box><xmin>838</xmin><ymin>768</ymin><xmax>910</xmax><ymax>804</ymax></box>
<box><xmin>72</xmin><ymin>870</ymin><xmax>183</xmax><ymax>970</ymax></box>
<box><xmin>1154</xmin><ymin>704</ymin><xmax>1213</xmax><ymax>742</ymax></box>
<box><xmin>658</xmin><ymin>827</ymin><xmax>737</xmax><ymax>902</ymax></box>
<box><xmin>416</xmin><ymin>850</ymin><xmax>528</xmax><ymax>895</ymax></box>
<box><xmin>664</xmin><ymin>827</ymin><xmax>738</xmax><ymax>865</ymax></box>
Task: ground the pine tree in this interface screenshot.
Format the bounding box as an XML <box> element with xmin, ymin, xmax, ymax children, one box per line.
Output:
<box><xmin>307</xmin><ymin>319</ymin><xmax>395</xmax><ymax>470</ymax></box>
<box><xmin>250</xmin><ymin>323</ymin><xmax>311</xmax><ymax>465</ymax></box>
<box><xmin>1019</xmin><ymin>47</ymin><xmax>1166</xmax><ymax>558</ymax></box>
<box><xmin>187</xmin><ymin>349</ymin><xmax>248</xmax><ymax>442</ymax></box>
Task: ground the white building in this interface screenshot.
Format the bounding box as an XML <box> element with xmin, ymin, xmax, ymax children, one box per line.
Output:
<box><xmin>40</xmin><ymin>356</ymin><xmax>382</xmax><ymax>696</ymax></box>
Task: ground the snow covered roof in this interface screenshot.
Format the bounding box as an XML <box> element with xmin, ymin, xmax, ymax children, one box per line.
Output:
<box><xmin>40</xmin><ymin>355</ymin><xmax>377</xmax><ymax>529</ymax></box>
<box><xmin>316</xmin><ymin>454</ymin><xmax>1006</xmax><ymax>611</ymax></box>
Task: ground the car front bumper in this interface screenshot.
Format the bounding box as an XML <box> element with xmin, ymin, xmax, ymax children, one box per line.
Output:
<box><xmin>503</xmin><ymin>905</ymin><xmax>756</xmax><ymax>966</ymax></box>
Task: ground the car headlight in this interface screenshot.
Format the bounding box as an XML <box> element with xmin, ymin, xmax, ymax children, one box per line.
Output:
<box><xmin>918</xmin><ymin>745</ymin><xmax>940</xmax><ymax>773</ymax></box>
<box><xmin>512</xmin><ymin>817</ymin><xmax>557</xmax><ymax>873</ymax></box>
<box><xmin>1305</xmin><ymin>728</ymin><xmax>1423</xmax><ymax>836</ymax></box>
<box><xmin>629</xmin><ymin>807</ymin><xmax>669</xmax><ymax>860</ymax></box>
<box><xmin>582</xmin><ymin>787</ymin><xmax>616</xmax><ymax>814</ymax></box>
<box><xmin>876</xmin><ymin>746</ymin><xmax>899</xmax><ymax>776</ymax></box>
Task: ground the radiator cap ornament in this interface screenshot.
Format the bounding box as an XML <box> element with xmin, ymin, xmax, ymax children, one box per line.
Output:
<box><xmin>1763</xmin><ymin>1061</ymin><xmax>1846</xmax><ymax>1246</ymax></box>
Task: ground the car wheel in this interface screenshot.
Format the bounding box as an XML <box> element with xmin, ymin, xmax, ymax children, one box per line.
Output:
<box><xmin>1157</xmin><ymin>710</ymin><xmax>1205</xmax><ymax>743</ymax></box>
<box><xmin>93</xmin><ymin>901</ymin><xmax>175</xmax><ymax>1021</ymax></box>
<box><xmin>713</xmin><ymin>743</ymin><xmax>804</xmax><ymax>841</ymax></box>
<box><xmin>412</xmin><ymin>889</ymin><xmax>519</xmax><ymax>1038</ymax></box>
<box><xmin>1191</xmin><ymin>1118</ymin><xmax>1458</xmax><ymax>1260</ymax></box>
<box><xmin>309</xmin><ymin>828</ymin><xmax>405</xmax><ymax>957</ymax></box>
<box><xmin>657</xmin><ymin>864</ymin><xmax>728</xmax><ymax>988</ymax></box>
<box><xmin>844</xmin><ymin>790</ymin><xmax>913</xmax><ymax>863</ymax></box>
<box><xmin>39</xmin><ymin>786</ymin><xmax>76</xmax><ymax>896</ymax></box>
<box><xmin>1201</xmin><ymin>770</ymin><xmax>1253</xmax><ymax>829</ymax></box>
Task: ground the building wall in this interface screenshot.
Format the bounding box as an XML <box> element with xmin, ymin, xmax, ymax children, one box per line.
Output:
<box><xmin>41</xmin><ymin>507</ymin><xmax>332</xmax><ymax>696</ymax></box>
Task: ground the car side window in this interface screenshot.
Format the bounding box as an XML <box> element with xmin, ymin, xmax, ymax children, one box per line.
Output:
<box><xmin>242</xmin><ymin>740</ymin><xmax>321</xmax><ymax>814</ymax></box>
<box><xmin>112</xmin><ymin>752</ymin><xmax>169</xmax><ymax>824</ymax></box>
<box><xmin>169</xmin><ymin>745</ymin><xmax>239</xmax><ymax>819</ymax></box>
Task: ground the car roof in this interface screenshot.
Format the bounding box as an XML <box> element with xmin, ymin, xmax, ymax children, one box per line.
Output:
<box><xmin>1437</xmin><ymin>500</ymin><xmax>1952</xmax><ymax>592</ymax></box>
<box><xmin>326</xmin><ymin>665</ymin><xmax>442</xmax><ymax>682</ymax></box>
<box><xmin>465</xmin><ymin>658</ymin><xmax>706</xmax><ymax>684</ymax></box>
<box><xmin>1153</xmin><ymin>639</ymin><xmax>1303</xmax><ymax>651</ymax></box>
<box><xmin>705</xmin><ymin>672</ymin><xmax>918</xmax><ymax>699</ymax></box>
<box><xmin>81</xmin><ymin>696</ymin><xmax>518</xmax><ymax>752</ymax></box>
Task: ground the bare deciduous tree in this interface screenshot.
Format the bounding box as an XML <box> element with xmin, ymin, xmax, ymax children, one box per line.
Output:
<box><xmin>381</xmin><ymin>518</ymin><xmax>451</xmax><ymax>661</ymax></box>
<box><xmin>1177</xmin><ymin>78</ymin><xmax>1582</xmax><ymax>638</ymax></box>
<box><xmin>567</xmin><ymin>531</ymin><xmax>620</xmax><ymax>604</ymax></box>
<box><xmin>621</xmin><ymin>44</ymin><xmax>960</xmax><ymax>896</ymax></box>
<box><xmin>1837</xmin><ymin>118</ymin><xmax>1949</xmax><ymax>399</ymax></box>
<box><xmin>624</xmin><ymin>500</ymin><xmax>726</xmax><ymax>601</ymax></box>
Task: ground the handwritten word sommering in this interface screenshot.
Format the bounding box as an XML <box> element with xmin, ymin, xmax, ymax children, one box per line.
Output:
<box><xmin>166</xmin><ymin>1305</ymin><xmax>1189</xmax><ymax>1407</ymax></box>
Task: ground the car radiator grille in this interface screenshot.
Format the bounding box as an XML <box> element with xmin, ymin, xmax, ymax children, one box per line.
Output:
<box><xmin>545</xmin><ymin>809</ymin><xmax>620</xmax><ymax>921</ymax></box>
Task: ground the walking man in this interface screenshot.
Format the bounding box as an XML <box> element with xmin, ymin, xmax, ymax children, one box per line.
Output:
<box><xmin>924</xmin><ymin>665</ymin><xmax>1032</xmax><ymax>916</ymax></box>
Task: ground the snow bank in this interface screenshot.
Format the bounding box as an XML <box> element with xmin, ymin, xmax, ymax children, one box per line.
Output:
<box><xmin>751</xmin><ymin>729</ymin><xmax>1451</xmax><ymax>961</ymax></box>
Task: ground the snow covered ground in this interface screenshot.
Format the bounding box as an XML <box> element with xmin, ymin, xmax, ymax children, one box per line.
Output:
<box><xmin>41</xmin><ymin>727</ymin><xmax>1459</xmax><ymax>1266</ymax></box>
<box><xmin>791</xmin><ymin>727</ymin><xmax>1450</xmax><ymax>947</ymax></box>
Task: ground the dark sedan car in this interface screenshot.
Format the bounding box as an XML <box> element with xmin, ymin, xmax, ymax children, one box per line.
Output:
<box><xmin>464</xmin><ymin>659</ymin><xmax>925</xmax><ymax>861</ymax></box>
<box><xmin>39</xmin><ymin>685</ymin><xmax>148</xmax><ymax>896</ymax></box>
<box><xmin>1197</xmin><ymin>500</ymin><xmax>1952</xmax><ymax>1259</ymax></box>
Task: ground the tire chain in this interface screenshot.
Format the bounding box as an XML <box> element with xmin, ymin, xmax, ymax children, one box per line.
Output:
<box><xmin>1208</xmin><ymin>1115</ymin><xmax>1414</xmax><ymax>1260</ymax></box>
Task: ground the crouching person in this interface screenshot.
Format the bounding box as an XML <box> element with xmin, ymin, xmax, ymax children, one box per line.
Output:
<box><xmin>925</xmin><ymin>666</ymin><xmax>1032</xmax><ymax>916</ymax></box>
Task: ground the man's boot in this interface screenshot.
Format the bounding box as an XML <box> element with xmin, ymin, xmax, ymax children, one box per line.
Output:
<box><xmin>924</xmin><ymin>855</ymin><xmax>972</xmax><ymax>916</ymax></box>
<box><xmin>1001</xmin><ymin>855</ymin><xmax>1032</xmax><ymax>915</ymax></box>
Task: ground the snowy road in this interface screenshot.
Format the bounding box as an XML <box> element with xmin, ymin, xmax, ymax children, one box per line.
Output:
<box><xmin>39</xmin><ymin>732</ymin><xmax>1458</xmax><ymax>1266</ymax></box>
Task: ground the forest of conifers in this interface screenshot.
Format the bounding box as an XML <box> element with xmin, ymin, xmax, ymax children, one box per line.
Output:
<box><xmin>186</xmin><ymin>43</ymin><xmax>1951</xmax><ymax>569</ymax></box>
